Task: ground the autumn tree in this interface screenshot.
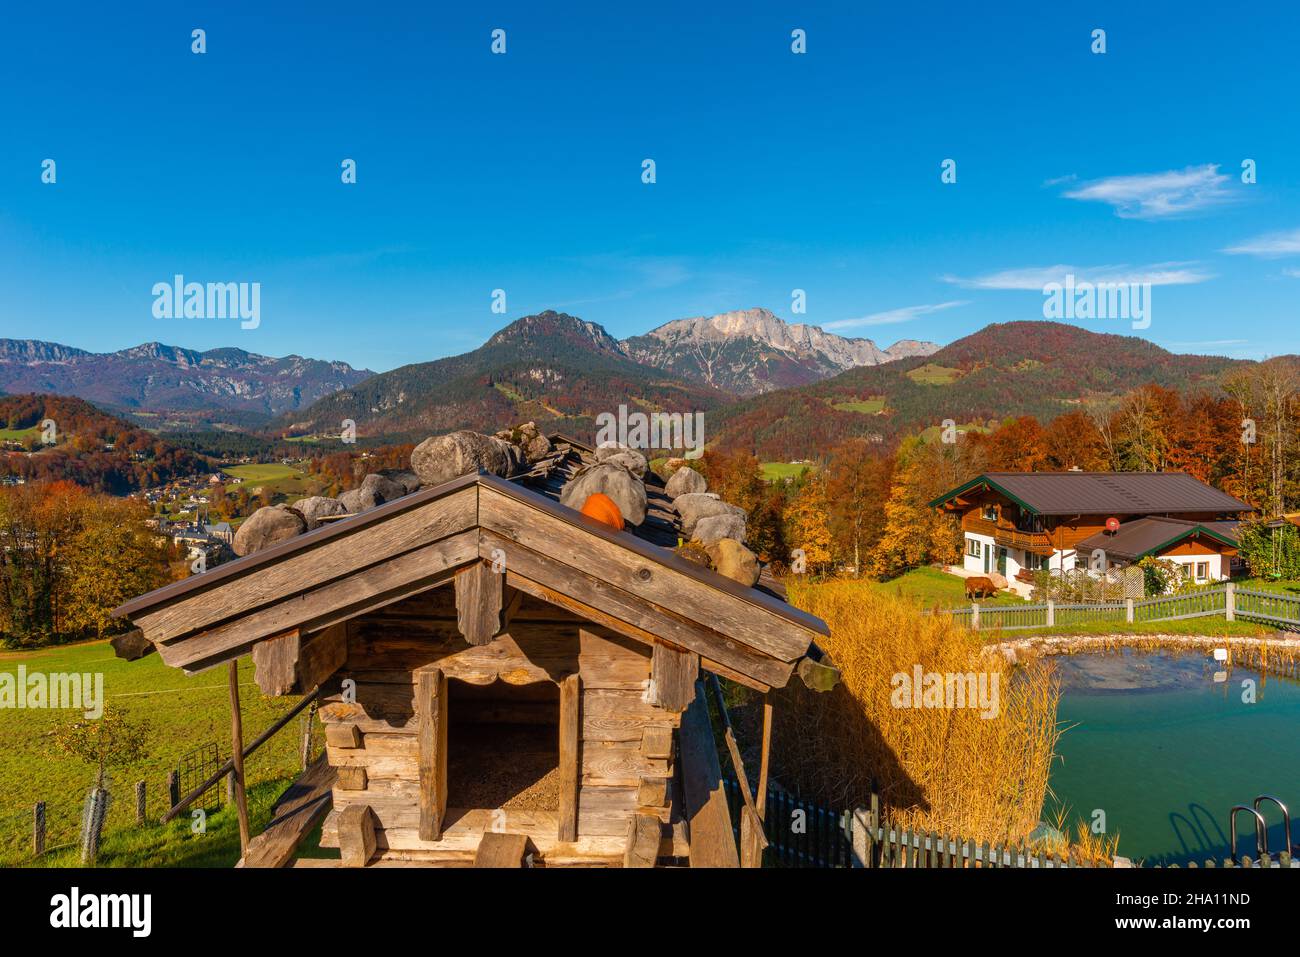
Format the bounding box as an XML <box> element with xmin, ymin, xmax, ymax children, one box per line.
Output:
<box><xmin>825</xmin><ymin>438</ymin><xmax>891</xmax><ymax>575</ymax></box>
<box><xmin>785</xmin><ymin>472</ymin><xmax>833</xmax><ymax>576</ymax></box>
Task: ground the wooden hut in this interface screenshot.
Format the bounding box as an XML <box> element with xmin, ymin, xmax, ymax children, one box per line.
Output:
<box><xmin>114</xmin><ymin>438</ymin><xmax>836</xmax><ymax>867</ymax></box>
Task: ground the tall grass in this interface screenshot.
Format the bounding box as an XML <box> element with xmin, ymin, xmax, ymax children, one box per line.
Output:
<box><xmin>781</xmin><ymin>579</ymin><xmax>1062</xmax><ymax>846</ymax></box>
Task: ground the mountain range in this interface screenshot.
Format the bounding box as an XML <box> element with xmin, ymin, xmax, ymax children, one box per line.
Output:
<box><xmin>621</xmin><ymin>308</ymin><xmax>938</xmax><ymax>395</ymax></box>
<box><xmin>0</xmin><ymin>339</ymin><xmax>375</xmax><ymax>421</ymax></box>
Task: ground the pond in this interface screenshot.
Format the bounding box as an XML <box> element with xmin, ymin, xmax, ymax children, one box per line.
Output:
<box><xmin>1045</xmin><ymin>649</ymin><xmax>1300</xmax><ymax>866</ymax></box>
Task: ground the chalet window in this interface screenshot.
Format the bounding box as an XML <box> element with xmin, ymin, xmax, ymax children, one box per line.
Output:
<box><xmin>1025</xmin><ymin>552</ymin><xmax>1050</xmax><ymax>571</ymax></box>
<box><xmin>1195</xmin><ymin>561</ymin><xmax>1209</xmax><ymax>582</ymax></box>
<box><xmin>981</xmin><ymin>505</ymin><xmax>998</xmax><ymax>522</ymax></box>
<box><xmin>967</xmin><ymin>538</ymin><xmax>982</xmax><ymax>558</ymax></box>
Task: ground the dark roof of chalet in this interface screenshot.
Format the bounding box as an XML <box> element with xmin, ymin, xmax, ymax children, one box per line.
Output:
<box><xmin>930</xmin><ymin>471</ymin><xmax>1253</xmax><ymax>517</ymax></box>
<box><xmin>1073</xmin><ymin>517</ymin><xmax>1240</xmax><ymax>563</ymax></box>
<box><xmin>114</xmin><ymin>435</ymin><xmax>828</xmax><ymax>641</ymax></box>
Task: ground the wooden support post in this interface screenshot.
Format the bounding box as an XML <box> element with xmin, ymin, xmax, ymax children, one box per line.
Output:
<box><xmin>455</xmin><ymin>560</ymin><xmax>505</xmax><ymax>646</ymax></box>
<box><xmin>649</xmin><ymin>641</ymin><xmax>699</xmax><ymax>713</ymax></box>
<box><xmin>227</xmin><ymin>660</ymin><xmax>251</xmax><ymax>858</ymax></box>
<box><xmin>623</xmin><ymin>811</ymin><xmax>661</xmax><ymax>868</ymax></box>
<box><xmin>558</xmin><ymin>673</ymin><xmax>581</xmax><ymax>842</ymax></box>
<box><xmin>1125</xmin><ymin>598</ymin><xmax>1134</xmax><ymax>623</ymax></box>
<box><xmin>971</xmin><ymin>603</ymin><xmax>980</xmax><ymax>630</ymax></box>
<box><xmin>300</xmin><ymin>703</ymin><xmax>315</xmax><ymax>770</ymax></box>
<box><xmin>167</xmin><ymin>770</ymin><xmax>180</xmax><ymax>812</ymax></box>
<box><xmin>417</xmin><ymin>668</ymin><xmax>448</xmax><ymax>841</ymax></box>
<box><xmin>679</xmin><ymin>680</ymin><xmax>740</xmax><ymax>868</ymax></box>
<box><xmin>135</xmin><ymin>780</ymin><xmax>147</xmax><ymax>825</ymax></box>
<box><xmin>32</xmin><ymin>802</ymin><xmax>45</xmax><ymax>857</ymax></box>
<box><xmin>338</xmin><ymin>804</ymin><xmax>376</xmax><ymax>867</ymax></box>
<box><xmin>1046</xmin><ymin>599</ymin><xmax>1055</xmax><ymax>627</ymax></box>
<box><xmin>1226</xmin><ymin>582</ymin><xmax>1236</xmax><ymax>621</ymax></box>
<box><xmin>756</xmin><ymin>697</ymin><xmax>772</xmax><ymax>820</ymax></box>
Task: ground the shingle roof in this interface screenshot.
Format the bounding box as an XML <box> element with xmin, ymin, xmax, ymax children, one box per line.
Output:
<box><xmin>1074</xmin><ymin>517</ymin><xmax>1239</xmax><ymax>562</ymax></box>
<box><xmin>931</xmin><ymin>471</ymin><xmax>1252</xmax><ymax>516</ymax></box>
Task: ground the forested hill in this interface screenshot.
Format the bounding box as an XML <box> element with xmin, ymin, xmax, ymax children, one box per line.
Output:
<box><xmin>0</xmin><ymin>393</ymin><xmax>207</xmax><ymax>493</ymax></box>
<box><xmin>272</xmin><ymin>310</ymin><xmax>728</xmax><ymax>442</ymax></box>
<box><xmin>706</xmin><ymin>321</ymin><xmax>1256</xmax><ymax>460</ymax></box>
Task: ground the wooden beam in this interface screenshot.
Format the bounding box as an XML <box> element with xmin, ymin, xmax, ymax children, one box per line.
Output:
<box><xmin>240</xmin><ymin>757</ymin><xmax>335</xmax><ymax>868</ymax></box>
<box><xmin>623</xmin><ymin>811</ymin><xmax>661</xmax><ymax>868</ymax></box>
<box><xmin>336</xmin><ymin>767</ymin><xmax>367</xmax><ymax>791</ymax></box>
<box><xmin>252</xmin><ymin>628</ymin><xmax>300</xmax><ymax>696</ymax></box>
<box><xmin>678</xmin><ymin>680</ymin><xmax>739</xmax><ymax>868</ymax></box>
<box><xmin>648</xmin><ymin>642</ymin><xmax>699</xmax><ymax>713</ymax></box>
<box><xmin>641</xmin><ymin>726</ymin><xmax>673</xmax><ymax>760</ymax></box>
<box><xmin>455</xmin><ymin>561</ymin><xmax>505</xmax><ymax>646</ymax></box>
<box><xmin>324</xmin><ymin>723</ymin><xmax>361</xmax><ymax>748</ymax></box>
<box><xmin>338</xmin><ymin>804</ymin><xmax>376</xmax><ymax>867</ymax></box>
<box><xmin>417</xmin><ymin>668</ymin><xmax>448</xmax><ymax>841</ymax></box>
<box><xmin>227</xmin><ymin>661</ymin><xmax>251</xmax><ymax>858</ymax></box>
<box><xmin>756</xmin><ymin>697</ymin><xmax>772</xmax><ymax>820</ymax></box>
<box><xmin>637</xmin><ymin>775</ymin><xmax>668</xmax><ymax>808</ymax></box>
<box><xmin>298</xmin><ymin>622</ymin><xmax>348</xmax><ymax>691</ymax></box>
<box><xmin>558</xmin><ymin>673</ymin><xmax>581</xmax><ymax>842</ymax></box>
<box><xmin>473</xmin><ymin>831</ymin><xmax>530</xmax><ymax>867</ymax></box>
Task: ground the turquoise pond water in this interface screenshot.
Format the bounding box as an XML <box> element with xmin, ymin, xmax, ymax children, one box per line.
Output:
<box><xmin>1044</xmin><ymin>650</ymin><xmax>1300</xmax><ymax>866</ymax></box>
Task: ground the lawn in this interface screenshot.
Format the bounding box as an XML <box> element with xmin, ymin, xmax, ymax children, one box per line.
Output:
<box><xmin>0</xmin><ymin>641</ymin><xmax>316</xmax><ymax>866</ymax></box>
<box><xmin>830</xmin><ymin>397</ymin><xmax>885</xmax><ymax>414</ymax></box>
<box><xmin>976</xmin><ymin>617</ymin><xmax>1275</xmax><ymax>640</ymax></box>
<box><xmin>906</xmin><ymin>363</ymin><xmax>962</xmax><ymax>385</ymax></box>
<box><xmin>760</xmin><ymin>461</ymin><xmax>816</xmax><ymax>481</ymax></box>
<box><xmin>864</xmin><ymin>566</ymin><xmax>1028</xmax><ymax>608</ymax></box>
<box><xmin>222</xmin><ymin>463</ymin><xmax>311</xmax><ymax>497</ymax></box>
<box><xmin>0</xmin><ymin>426</ymin><xmax>39</xmax><ymax>442</ymax></box>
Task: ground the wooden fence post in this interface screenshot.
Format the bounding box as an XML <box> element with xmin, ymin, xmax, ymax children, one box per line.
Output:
<box><xmin>1125</xmin><ymin>598</ymin><xmax>1134</xmax><ymax>623</ymax></box>
<box><xmin>135</xmin><ymin>780</ymin><xmax>146</xmax><ymax>825</ymax></box>
<box><xmin>1225</xmin><ymin>582</ymin><xmax>1236</xmax><ymax>621</ymax></box>
<box><xmin>971</xmin><ymin>603</ymin><xmax>980</xmax><ymax>630</ymax></box>
<box><xmin>80</xmin><ymin>787</ymin><xmax>107</xmax><ymax>865</ymax></box>
<box><xmin>167</xmin><ymin>769</ymin><xmax>180</xmax><ymax>814</ymax></box>
<box><xmin>1046</xmin><ymin>599</ymin><xmax>1055</xmax><ymax>627</ymax></box>
<box><xmin>32</xmin><ymin>801</ymin><xmax>45</xmax><ymax>857</ymax></box>
<box><xmin>850</xmin><ymin>807</ymin><xmax>869</xmax><ymax>868</ymax></box>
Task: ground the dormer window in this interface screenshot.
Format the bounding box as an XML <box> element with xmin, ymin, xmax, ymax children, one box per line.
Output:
<box><xmin>981</xmin><ymin>505</ymin><xmax>998</xmax><ymax>522</ymax></box>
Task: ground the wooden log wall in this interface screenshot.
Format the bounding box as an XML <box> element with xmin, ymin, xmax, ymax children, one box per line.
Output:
<box><xmin>317</xmin><ymin>585</ymin><xmax>680</xmax><ymax>864</ymax></box>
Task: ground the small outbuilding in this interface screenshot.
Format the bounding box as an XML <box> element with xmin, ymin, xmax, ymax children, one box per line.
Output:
<box><xmin>114</xmin><ymin>437</ymin><xmax>835</xmax><ymax>867</ymax></box>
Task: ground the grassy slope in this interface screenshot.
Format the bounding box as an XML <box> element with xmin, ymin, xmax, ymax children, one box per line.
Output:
<box><xmin>0</xmin><ymin>642</ymin><xmax>314</xmax><ymax>866</ymax></box>
<box><xmin>863</xmin><ymin>566</ymin><xmax>1028</xmax><ymax>607</ymax></box>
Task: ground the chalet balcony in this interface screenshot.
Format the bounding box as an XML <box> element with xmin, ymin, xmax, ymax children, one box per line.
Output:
<box><xmin>963</xmin><ymin>516</ymin><xmax>1053</xmax><ymax>554</ymax></box>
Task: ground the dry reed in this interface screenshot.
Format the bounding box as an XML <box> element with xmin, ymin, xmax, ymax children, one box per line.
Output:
<box><xmin>779</xmin><ymin>579</ymin><xmax>1063</xmax><ymax>846</ymax></box>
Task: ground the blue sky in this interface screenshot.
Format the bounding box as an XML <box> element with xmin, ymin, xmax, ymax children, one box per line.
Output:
<box><xmin>3</xmin><ymin>1</ymin><xmax>1299</xmax><ymax>372</ymax></box>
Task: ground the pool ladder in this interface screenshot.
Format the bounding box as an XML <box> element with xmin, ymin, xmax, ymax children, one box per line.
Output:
<box><xmin>1229</xmin><ymin>795</ymin><xmax>1297</xmax><ymax>864</ymax></box>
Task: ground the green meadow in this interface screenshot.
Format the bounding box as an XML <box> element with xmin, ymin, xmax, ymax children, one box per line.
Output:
<box><xmin>0</xmin><ymin>641</ymin><xmax>314</xmax><ymax>867</ymax></box>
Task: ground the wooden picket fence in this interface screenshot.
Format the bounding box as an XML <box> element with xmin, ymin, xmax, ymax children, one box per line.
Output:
<box><xmin>725</xmin><ymin>779</ymin><xmax>1299</xmax><ymax>868</ymax></box>
<box><xmin>944</xmin><ymin>583</ymin><xmax>1300</xmax><ymax>633</ymax></box>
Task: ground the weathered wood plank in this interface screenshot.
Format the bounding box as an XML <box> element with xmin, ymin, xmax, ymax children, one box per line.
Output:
<box><xmin>157</xmin><ymin>531</ymin><xmax>480</xmax><ymax>672</ymax></box>
<box><xmin>473</xmin><ymin>831</ymin><xmax>530</xmax><ymax>868</ymax></box>
<box><xmin>324</xmin><ymin>723</ymin><xmax>362</xmax><ymax>748</ymax></box>
<box><xmin>490</xmin><ymin>536</ymin><xmax>792</xmax><ymax>688</ymax></box>
<box><xmin>648</xmin><ymin>642</ymin><xmax>699</xmax><ymax>713</ymax></box>
<box><xmin>139</xmin><ymin>488</ymin><xmax>478</xmax><ymax>644</ymax></box>
<box><xmin>455</xmin><ymin>560</ymin><xmax>505</xmax><ymax>646</ymax></box>
<box><xmin>480</xmin><ymin>486</ymin><xmax>812</xmax><ymax>661</ymax></box>
<box><xmin>240</xmin><ymin>758</ymin><xmax>336</xmax><ymax>868</ymax></box>
<box><xmin>558</xmin><ymin>673</ymin><xmax>580</xmax><ymax>841</ymax></box>
<box><xmin>642</xmin><ymin>726</ymin><xmax>673</xmax><ymax>760</ymax></box>
<box><xmin>678</xmin><ymin>680</ymin><xmax>739</xmax><ymax>868</ymax></box>
<box><xmin>623</xmin><ymin>811</ymin><xmax>661</xmax><ymax>868</ymax></box>
<box><xmin>416</xmin><ymin>668</ymin><xmax>448</xmax><ymax>841</ymax></box>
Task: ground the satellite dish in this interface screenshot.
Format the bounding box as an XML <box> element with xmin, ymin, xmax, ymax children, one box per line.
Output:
<box><xmin>1105</xmin><ymin>517</ymin><xmax>1120</xmax><ymax>533</ymax></box>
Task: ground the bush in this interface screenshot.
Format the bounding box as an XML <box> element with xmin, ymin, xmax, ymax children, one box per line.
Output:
<box><xmin>1237</xmin><ymin>520</ymin><xmax>1300</xmax><ymax>579</ymax></box>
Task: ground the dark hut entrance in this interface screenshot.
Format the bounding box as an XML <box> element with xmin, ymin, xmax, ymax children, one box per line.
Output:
<box><xmin>446</xmin><ymin>678</ymin><xmax>561</xmax><ymax>813</ymax></box>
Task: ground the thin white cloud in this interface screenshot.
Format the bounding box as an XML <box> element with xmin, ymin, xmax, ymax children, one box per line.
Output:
<box><xmin>1042</xmin><ymin>174</ymin><xmax>1077</xmax><ymax>187</ymax></box>
<box><xmin>942</xmin><ymin>263</ymin><xmax>1214</xmax><ymax>290</ymax></box>
<box><xmin>1284</xmin><ymin>267</ymin><xmax>1300</xmax><ymax>278</ymax></box>
<box><xmin>1062</xmin><ymin>164</ymin><xmax>1233</xmax><ymax>219</ymax></box>
<box><xmin>1223</xmin><ymin>228</ymin><xmax>1300</xmax><ymax>257</ymax></box>
<box><xmin>824</xmin><ymin>300</ymin><xmax>967</xmax><ymax>331</ymax></box>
